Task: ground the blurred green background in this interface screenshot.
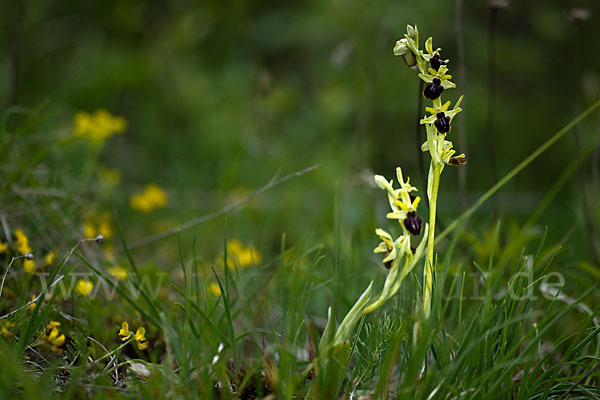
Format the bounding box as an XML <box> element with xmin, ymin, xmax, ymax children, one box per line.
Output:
<box><xmin>1</xmin><ymin>0</ymin><xmax>599</xmax><ymax>286</ymax></box>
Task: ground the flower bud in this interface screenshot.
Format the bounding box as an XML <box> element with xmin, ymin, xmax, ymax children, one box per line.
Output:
<box><xmin>95</xmin><ymin>234</ymin><xmax>104</xmax><ymax>245</ymax></box>
<box><xmin>393</xmin><ymin>39</ymin><xmax>418</xmax><ymax>68</ymax></box>
<box><xmin>402</xmin><ymin>52</ymin><xmax>417</xmax><ymax>68</ymax></box>
<box><xmin>25</xmin><ymin>252</ymin><xmax>34</xmax><ymax>260</ymax></box>
<box><xmin>373</xmin><ymin>175</ymin><xmax>388</xmax><ymax>190</ymax></box>
<box><xmin>393</xmin><ymin>39</ymin><xmax>409</xmax><ymax>56</ymax></box>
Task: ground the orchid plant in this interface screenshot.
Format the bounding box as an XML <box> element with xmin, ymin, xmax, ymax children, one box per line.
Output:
<box><xmin>394</xmin><ymin>24</ymin><xmax>466</xmax><ymax>318</ymax></box>
<box><xmin>313</xmin><ymin>25</ymin><xmax>466</xmax><ymax>387</ymax></box>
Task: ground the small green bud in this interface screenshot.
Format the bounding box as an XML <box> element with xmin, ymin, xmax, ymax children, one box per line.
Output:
<box><xmin>402</xmin><ymin>52</ymin><xmax>417</xmax><ymax>68</ymax></box>
<box><xmin>393</xmin><ymin>38</ymin><xmax>409</xmax><ymax>56</ymax></box>
<box><xmin>394</xmin><ymin>39</ymin><xmax>417</xmax><ymax>68</ymax></box>
<box><xmin>406</xmin><ymin>25</ymin><xmax>416</xmax><ymax>39</ymax></box>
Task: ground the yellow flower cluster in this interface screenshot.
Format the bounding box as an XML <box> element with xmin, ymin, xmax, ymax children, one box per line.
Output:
<box><xmin>119</xmin><ymin>321</ymin><xmax>148</xmax><ymax>350</ymax></box>
<box><xmin>108</xmin><ymin>266</ymin><xmax>128</xmax><ymax>280</ymax></box>
<box><xmin>15</xmin><ymin>229</ymin><xmax>31</xmax><ymax>255</ymax></box>
<box><xmin>84</xmin><ymin>212</ymin><xmax>114</xmax><ymax>239</ymax></box>
<box><xmin>130</xmin><ymin>184</ymin><xmax>168</xmax><ymax>212</ymax></box>
<box><xmin>73</xmin><ymin>109</ymin><xmax>126</xmax><ymax>141</ymax></box>
<box><xmin>15</xmin><ymin>229</ymin><xmax>35</xmax><ymax>274</ymax></box>
<box><xmin>24</xmin><ymin>258</ymin><xmax>35</xmax><ymax>275</ymax></box>
<box><xmin>226</xmin><ymin>239</ymin><xmax>262</xmax><ymax>269</ymax></box>
<box><xmin>28</xmin><ymin>295</ymin><xmax>37</xmax><ymax>310</ymax></box>
<box><xmin>3</xmin><ymin>230</ymin><xmax>55</xmax><ymax>274</ymax></box>
<box><xmin>41</xmin><ymin>321</ymin><xmax>66</xmax><ymax>353</ymax></box>
<box><xmin>204</xmin><ymin>239</ymin><xmax>262</xmax><ymax>296</ymax></box>
<box><xmin>1</xmin><ymin>320</ymin><xmax>15</xmax><ymax>338</ymax></box>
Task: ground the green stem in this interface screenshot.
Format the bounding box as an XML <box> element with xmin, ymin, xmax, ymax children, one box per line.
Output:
<box><xmin>423</xmin><ymin>163</ymin><xmax>441</xmax><ymax>318</ymax></box>
<box><xmin>90</xmin><ymin>337</ymin><xmax>134</xmax><ymax>365</ymax></box>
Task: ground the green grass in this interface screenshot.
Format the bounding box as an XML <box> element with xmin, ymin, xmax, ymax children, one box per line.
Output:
<box><xmin>1</xmin><ymin>3</ymin><xmax>600</xmax><ymax>396</ymax></box>
<box><xmin>1</xmin><ymin>100</ymin><xmax>600</xmax><ymax>399</ymax></box>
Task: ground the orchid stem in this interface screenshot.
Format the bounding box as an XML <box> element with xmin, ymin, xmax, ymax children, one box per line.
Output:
<box><xmin>423</xmin><ymin>163</ymin><xmax>441</xmax><ymax>319</ymax></box>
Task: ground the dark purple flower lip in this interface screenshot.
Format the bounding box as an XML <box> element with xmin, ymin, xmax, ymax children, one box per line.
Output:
<box><xmin>430</xmin><ymin>54</ymin><xmax>445</xmax><ymax>71</ymax></box>
<box><xmin>403</xmin><ymin>211</ymin><xmax>422</xmax><ymax>236</ymax></box>
<box><xmin>449</xmin><ymin>156</ymin><xmax>467</xmax><ymax>166</ymax></box>
<box><xmin>424</xmin><ymin>78</ymin><xmax>443</xmax><ymax>100</ymax></box>
<box><xmin>434</xmin><ymin>112</ymin><xmax>451</xmax><ymax>133</ymax></box>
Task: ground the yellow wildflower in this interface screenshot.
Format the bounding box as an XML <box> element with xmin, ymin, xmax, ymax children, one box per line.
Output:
<box><xmin>118</xmin><ymin>321</ymin><xmax>148</xmax><ymax>350</ymax></box>
<box><xmin>98</xmin><ymin>220</ymin><xmax>112</xmax><ymax>238</ymax></box>
<box><xmin>28</xmin><ymin>295</ymin><xmax>37</xmax><ymax>310</ymax></box>
<box><xmin>98</xmin><ymin>212</ymin><xmax>113</xmax><ymax>238</ymax></box>
<box><xmin>75</xmin><ymin>280</ymin><xmax>94</xmax><ymax>297</ymax></box>
<box><xmin>84</xmin><ymin>222</ymin><xmax>96</xmax><ymax>238</ymax></box>
<box><xmin>130</xmin><ymin>184</ymin><xmax>168</xmax><ymax>212</ymax></box>
<box><xmin>226</xmin><ymin>239</ymin><xmax>262</xmax><ymax>268</ymax></box>
<box><xmin>47</xmin><ymin>328</ymin><xmax>65</xmax><ymax>352</ymax></box>
<box><xmin>46</xmin><ymin>328</ymin><xmax>65</xmax><ymax>353</ymax></box>
<box><xmin>108</xmin><ymin>266</ymin><xmax>127</xmax><ymax>280</ymax></box>
<box><xmin>83</xmin><ymin>212</ymin><xmax>114</xmax><ymax>240</ymax></box>
<box><xmin>24</xmin><ymin>259</ymin><xmax>36</xmax><ymax>274</ymax></box>
<box><xmin>14</xmin><ymin>229</ymin><xmax>32</xmax><ymax>255</ymax></box>
<box><xmin>40</xmin><ymin>321</ymin><xmax>65</xmax><ymax>352</ymax></box>
<box><xmin>48</xmin><ymin>320</ymin><xmax>61</xmax><ymax>330</ymax></box>
<box><xmin>241</xmin><ymin>246</ymin><xmax>261</xmax><ymax>266</ymax></box>
<box><xmin>73</xmin><ymin>109</ymin><xmax>126</xmax><ymax>141</ymax></box>
<box><xmin>1</xmin><ymin>321</ymin><xmax>15</xmax><ymax>338</ymax></box>
<box><xmin>119</xmin><ymin>321</ymin><xmax>131</xmax><ymax>341</ymax></box>
<box><xmin>226</xmin><ymin>239</ymin><xmax>244</xmax><ymax>255</ymax></box>
<box><xmin>0</xmin><ymin>240</ymin><xmax>8</xmax><ymax>253</ymax></box>
<box><xmin>74</xmin><ymin>112</ymin><xmax>93</xmax><ymax>136</ymax></box>
<box><xmin>45</xmin><ymin>251</ymin><xmax>56</xmax><ymax>265</ymax></box>
<box><xmin>135</xmin><ymin>327</ymin><xmax>148</xmax><ymax>350</ymax></box>
<box><xmin>208</xmin><ymin>282</ymin><xmax>221</xmax><ymax>296</ymax></box>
